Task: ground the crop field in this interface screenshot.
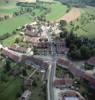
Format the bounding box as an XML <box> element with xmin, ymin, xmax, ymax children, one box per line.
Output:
<box><xmin>0</xmin><ymin>1</ymin><xmax>18</xmax><ymax>14</ymax></box>
<box><xmin>46</xmin><ymin>2</ymin><xmax>68</xmax><ymax>21</ymax></box>
<box><xmin>0</xmin><ymin>15</ymin><xmax>32</xmax><ymax>35</ymax></box>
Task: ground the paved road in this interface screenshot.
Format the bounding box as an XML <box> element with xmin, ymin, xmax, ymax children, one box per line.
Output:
<box><xmin>47</xmin><ymin>30</ymin><xmax>57</xmax><ymax>100</ymax></box>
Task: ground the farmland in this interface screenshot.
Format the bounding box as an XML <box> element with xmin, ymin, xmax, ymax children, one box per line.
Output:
<box><xmin>46</xmin><ymin>2</ymin><xmax>68</xmax><ymax>21</ymax></box>
<box><xmin>2</xmin><ymin>34</ymin><xmax>21</xmax><ymax>47</ymax></box>
<box><xmin>0</xmin><ymin>1</ymin><xmax>68</xmax><ymax>35</ymax></box>
<box><xmin>0</xmin><ymin>15</ymin><xmax>32</xmax><ymax>35</ymax></box>
<box><xmin>0</xmin><ymin>1</ymin><xmax>18</xmax><ymax>14</ymax></box>
<box><xmin>66</xmin><ymin>6</ymin><xmax>95</xmax><ymax>38</ymax></box>
<box><xmin>0</xmin><ymin>77</ymin><xmax>23</xmax><ymax>100</ymax></box>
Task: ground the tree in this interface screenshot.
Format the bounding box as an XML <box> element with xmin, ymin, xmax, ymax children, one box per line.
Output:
<box><xmin>4</xmin><ymin>15</ymin><xmax>9</xmax><ymax>20</ymax></box>
<box><xmin>0</xmin><ymin>72</ymin><xmax>8</xmax><ymax>82</ymax></box>
<box><xmin>32</xmin><ymin>80</ymin><xmax>37</xmax><ymax>87</ymax></box>
<box><xmin>60</xmin><ymin>29</ymin><xmax>68</xmax><ymax>38</ymax></box>
<box><xmin>4</xmin><ymin>60</ymin><xmax>11</xmax><ymax>72</ymax></box>
<box><xmin>66</xmin><ymin>32</ymin><xmax>77</xmax><ymax>47</ymax></box>
<box><xmin>80</xmin><ymin>45</ymin><xmax>91</xmax><ymax>59</ymax></box>
<box><xmin>15</xmin><ymin>38</ymin><xmax>20</xmax><ymax>43</ymax></box>
<box><xmin>5</xmin><ymin>0</ymin><xmax>9</xmax><ymax>4</ymax></box>
<box><xmin>69</xmin><ymin>49</ymin><xmax>81</xmax><ymax>60</ymax></box>
<box><xmin>60</xmin><ymin>20</ymin><xmax>67</xmax><ymax>26</ymax></box>
<box><xmin>22</xmin><ymin>69</ymin><xmax>27</xmax><ymax>76</ymax></box>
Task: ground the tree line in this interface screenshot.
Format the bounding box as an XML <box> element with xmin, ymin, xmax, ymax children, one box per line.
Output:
<box><xmin>59</xmin><ymin>20</ymin><xmax>95</xmax><ymax>60</ymax></box>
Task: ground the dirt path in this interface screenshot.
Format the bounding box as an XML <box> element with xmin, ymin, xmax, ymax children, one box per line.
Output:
<box><xmin>19</xmin><ymin>0</ymin><xmax>36</xmax><ymax>3</ymax></box>
<box><xmin>0</xmin><ymin>6</ymin><xmax>16</xmax><ymax>9</ymax></box>
<box><xmin>57</xmin><ymin>8</ymin><xmax>80</xmax><ymax>23</ymax></box>
<box><xmin>0</xmin><ymin>13</ymin><xmax>12</xmax><ymax>17</ymax></box>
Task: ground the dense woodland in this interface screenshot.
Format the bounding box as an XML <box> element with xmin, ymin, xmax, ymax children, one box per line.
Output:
<box><xmin>59</xmin><ymin>21</ymin><xmax>95</xmax><ymax>60</ymax></box>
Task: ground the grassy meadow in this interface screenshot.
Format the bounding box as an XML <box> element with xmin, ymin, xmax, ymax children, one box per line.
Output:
<box><xmin>66</xmin><ymin>6</ymin><xmax>95</xmax><ymax>38</ymax></box>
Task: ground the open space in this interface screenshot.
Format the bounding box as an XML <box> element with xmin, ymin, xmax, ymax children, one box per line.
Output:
<box><xmin>0</xmin><ymin>15</ymin><xmax>32</xmax><ymax>35</ymax></box>
<box><xmin>0</xmin><ymin>77</ymin><xmax>23</xmax><ymax>100</ymax></box>
<box><xmin>57</xmin><ymin>8</ymin><xmax>80</xmax><ymax>23</ymax></box>
<box><xmin>46</xmin><ymin>2</ymin><xmax>68</xmax><ymax>21</ymax></box>
<box><xmin>66</xmin><ymin>6</ymin><xmax>95</xmax><ymax>38</ymax></box>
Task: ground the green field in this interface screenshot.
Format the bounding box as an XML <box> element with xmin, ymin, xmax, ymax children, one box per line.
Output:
<box><xmin>0</xmin><ymin>1</ymin><xmax>68</xmax><ymax>35</ymax></box>
<box><xmin>46</xmin><ymin>2</ymin><xmax>68</xmax><ymax>21</ymax></box>
<box><xmin>0</xmin><ymin>77</ymin><xmax>23</xmax><ymax>100</ymax></box>
<box><xmin>0</xmin><ymin>8</ymin><xmax>18</xmax><ymax>14</ymax></box>
<box><xmin>66</xmin><ymin>6</ymin><xmax>95</xmax><ymax>38</ymax></box>
<box><xmin>0</xmin><ymin>1</ymin><xmax>18</xmax><ymax>14</ymax></box>
<box><xmin>0</xmin><ymin>15</ymin><xmax>32</xmax><ymax>35</ymax></box>
<box><xmin>2</xmin><ymin>34</ymin><xmax>21</xmax><ymax>47</ymax></box>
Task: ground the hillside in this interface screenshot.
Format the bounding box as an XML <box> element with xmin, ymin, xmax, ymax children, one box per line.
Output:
<box><xmin>55</xmin><ymin>0</ymin><xmax>95</xmax><ymax>6</ymax></box>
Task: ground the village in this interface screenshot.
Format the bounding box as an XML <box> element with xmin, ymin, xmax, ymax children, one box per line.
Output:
<box><xmin>0</xmin><ymin>18</ymin><xmax>95</xmax><ymax>100</ymax></box>
<box><xmin>0</xmin><ymin>0</ymin><xmax>95</xmax><ymax>100</ymax></box>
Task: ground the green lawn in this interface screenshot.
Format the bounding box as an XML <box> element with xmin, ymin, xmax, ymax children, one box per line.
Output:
<box><xmin>30</xmin><ymin>72</ymin><xmax>46</xmax><ymax>100</ymax></box>
<box><xmin>66</xmin><ymin>6</ymin><xmax>95</xmax><ymax>38</ymax></box>
<box><xmin>75</xmin><ymin>22</ymin><xmax>95</xmax><ymax>38</ymax></box>
<box><xmin>0</xmin><ymin>8</ymin><xmax>18</xmax><ymax>14</ymax></box>
<box><xmin>2</xmin><ymin>34</ymin><xmax>22</xmax><ymax>47</ymax></box>
<box><xmin>56</xmin><ymin>66</ymin><xmax>65</xmax><ymax>78</ymax></box>
<box><xmin>0</xmin><ymin>77</ymin><xmax>23</xmax><ymax>100</ymax></box>
<box><xmin>46</xmin><ymin>2</ymin><xmax>68</xmax><ymax>21</ymax></box>
<box><xmin>0</xmin><ymin>15</ymin><xmax>32</xmax><ymax>35</ymax></box>
<box><xmin>0</xmin><ymin>1</ymin><xmax>18</xmax><ymax>14</ymax></box>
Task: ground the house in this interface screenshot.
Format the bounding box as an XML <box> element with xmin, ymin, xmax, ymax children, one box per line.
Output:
<box><xmin>25</xmin><ymin>25</ymin><xmax>39</xmax><ymax>37</ymax></box>
<box><xmin>57</xmin><ymin>58</ymin><xmax>95</xmax><ymax>90</ymax></box>
<box><xmin>20</xmin><ymin>90</ymin><xmax>31</xmax><ymax>100</ymax></box>
<box><xmin>2</xmin><ymin>48</ymin><xmax>22</xmax><ymax>62</ymax></box>
<box><xmin>59</xmin><ymin>90</ymin><xmax>85</xmax><ymax>100</ymax></box>
<box><xmin>9</xmin><ymin>44</ymin><xmax>31</xmax><ymax>54</ymax></box>
<box><xmin>85</xmin><ymin>56</ymin><xmax>95</xmax><ymax>67</ymax></box>
<box><xmin>54</xmin><ymin>78</ymin><xmax>73</xmax><ymax>88</ymax></box>
<box><xmin>23</xmin><ymin>36</ymin><xmax>40</xmax><ymax>45</ymax></box>
<box><xmin>24</xmin><ymin>79</ymin><xmax>33</xmax><ymax>88</ymax></box>
<box><xmin>21</xmin><ymin>55</ymin><xmax>49</xmax><ymax>70</ymax></box>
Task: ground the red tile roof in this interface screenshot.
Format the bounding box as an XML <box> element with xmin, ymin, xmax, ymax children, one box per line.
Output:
<box><xmin>2</xmin><ymin>48</ymin><xmax>49</xmax><ymax>70</ymax></box>
<box><xmin>2</xmin><ymin>48</ymin><xmax>21</xmax><ymax>62</ymax></box>
<box><xmin>21</xmin><ymin>55</ymin><xmax>49</xmax><ymax>70</ymax></box>
<box><xmin>86</xmin><ymin>56</ymin><xmax>95</xmax><ymax>66</ymax></box>
<box><xmin>57</xmin><ymin>58</ymin><xmax>95</xmax><ymax>88</ymax></box>
<box><xmin>9</xmin><ymin>44</ymin><xmax>27</xmax><ymax>53</ymax></box>
<box><xmin>59</xmin><ymin>90</ymin><xmax>85</xmax><ymax>100</ymax></box>
<box><xmin>54</xmin><ymin>78</ymin><xmax>72</xmax><ymax>86</ymax></box>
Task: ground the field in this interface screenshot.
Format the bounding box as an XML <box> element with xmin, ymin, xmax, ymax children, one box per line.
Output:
<box><xmin>66</xmin><ymin>6</ymin><xmax>95</xmax><ymax>38</ymax></box>
<box><xmin>57</xmin><ymin>8</ymin><xmax>80</xmax><ymax>23</ymax></box>
<box><xmin>0</xmin><ymin>15</ymin><xmax>32</xmax><ymax>35</ymax></box>
<box><xmin>2</xmin><ymin>34</ymin><xmax>21</xmax><ymax>47</ymax></box>
<box><xmin>0</xmin><ymin>1</ymin><xmax>68</xmax><ymax>35</ymax></box>
<box><xmin>46</xmin><ymin>2</ymin><xmax>68</xmax><ymax>21</ymax></box>
<box><xmin>0</xmin><ymin>1</ymin><xmax>18</xmax><ymax>14</ymax></box>
<box><xmin>0</xmin><ymin>77</ymin><xmax>23</xmax><ymax>100</ymax></box>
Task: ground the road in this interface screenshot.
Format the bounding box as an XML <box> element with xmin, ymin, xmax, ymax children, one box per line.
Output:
<box><xmin>36</xmin><ymin>26</ymin><xmax>63</xmax><ymax>100</ymax></box>
<box><xmin>47</xmin><ymin>29</ymin><xmax>57</xmax><ymax>100</ymax></box>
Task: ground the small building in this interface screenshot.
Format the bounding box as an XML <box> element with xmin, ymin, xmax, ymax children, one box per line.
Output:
<box><xmin>20</xmin><ymin>90</ymin><xmax>31</xmax><ymax>100</ymax></box>
<box><xmin>24</xmin><ymin>79</ymin><xmax>33</xmax><ymax>88</ymax></box>
<box><xmin>59</xmin><ymin>90</ymin><xmax>85</xmax><ymax>100</ymax></box>
<box><xmin>85</xmin><ymin>56</ymin><xmax>95</xmax><ymax>67</ymax></box>
<box><xmin>2</xmin><ymin>48</ymin><xmax>22</xmax><ymax>62</ymax></box>
<box><xmin>9</xmin><ymin>44</ymin><xmax>31</xmax><ymax>54</ymax></box>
